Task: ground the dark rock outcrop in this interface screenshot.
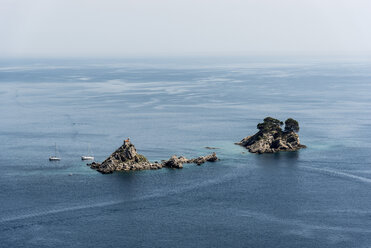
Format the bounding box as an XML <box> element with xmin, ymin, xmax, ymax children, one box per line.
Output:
<box><xmin>236</xmin><ymin>117</ymin><xmax>306</xmax><ymax>154</ymax></box>
<box><xmin>188</xmin><ymin>153</ymin><xmax>218</xmax><ymax>165</ymax></box>
<box><xmin>161</xmin><ymin>155</ymin><xmax>188</xmax><ymax>169</ymax></box>
<box><xmin>162</xmin><ymin>153</ymin><xmax>218</xmax><ymax>168</ymax></box>
<box><xmin>88</xmin><ymin>140</ymin><xmax>219</xmax><ymax>174</ymax></box>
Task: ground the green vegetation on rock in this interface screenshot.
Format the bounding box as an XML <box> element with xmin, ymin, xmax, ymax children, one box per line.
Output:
<box><xmin>284</xmin><ymin>118</ymin><xmax>300</xmax><ymax>132</ymax></box>
<box><xmin>257</xmin><ymin>117</ymin><xmax>300</xmax><ymax>133</ymax></box>
<box><xmin>257</xmin><ymin>117</ymin><xmax>283</xmax><ymax>133</ymax></box>
<box><xmin>135</xmin><ymin>154</ymin><xmax>149</xmax><ymax>163</ymax></box>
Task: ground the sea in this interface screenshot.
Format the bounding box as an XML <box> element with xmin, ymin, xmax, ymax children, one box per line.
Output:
<box><xmin>0</xmin><ymin>56</ymin><xmax>371</xmax><ymax>247</ymax></box>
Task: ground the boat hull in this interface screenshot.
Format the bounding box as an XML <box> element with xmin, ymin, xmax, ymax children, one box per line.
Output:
<box><xmin>49</xmin><ymin>157</ymin><xmax>61</xmax><ymax>161</ymax></box>
<box><xmin>81</xmin><ymin>156</ymin><xmax>94</xmax><ymax>160</ymax></box>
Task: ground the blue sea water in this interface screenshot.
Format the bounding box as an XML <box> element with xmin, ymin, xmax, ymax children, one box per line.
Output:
<box><xmin>0</xmin><ymin>56</ymin><xmax>371</xmax><ymax>247</ymax></box>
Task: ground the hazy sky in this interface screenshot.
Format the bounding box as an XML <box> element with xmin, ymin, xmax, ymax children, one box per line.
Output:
<box><xmin>1</xmin><ymin>0</ymin><xmax>371</xmax><ymax>57</ymax></box>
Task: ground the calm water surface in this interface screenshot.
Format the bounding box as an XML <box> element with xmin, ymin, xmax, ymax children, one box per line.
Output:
<box><xmin>0</xmin><ymin>57</ymin><xmax>371</xmax><ymax>247</ymax></box>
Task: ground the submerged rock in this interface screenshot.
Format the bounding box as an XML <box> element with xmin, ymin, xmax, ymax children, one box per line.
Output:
<box><xmin>204</xmin><ymin>146</ymin><xmax>219</xmax><ymax>150</ymax></box>
<box><xmin>236</xmin><ymin>117</ymin><xmax>306</xmax><ymax>154</ymax></box>
<box><xmin>88</xmin><ymin>139</ymin><xmax>219</xmax><ymax>174</ymax></box>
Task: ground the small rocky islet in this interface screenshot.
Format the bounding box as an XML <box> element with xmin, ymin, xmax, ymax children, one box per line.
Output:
<box><xmin>88</xmin><ymin>139</ymin><xmax>218</xmax><ymax>174</ymax></box>
<box><xmin>236</xmin><ymin>117</ymin><xmax>306</xmax><ymax>153</ymax></box>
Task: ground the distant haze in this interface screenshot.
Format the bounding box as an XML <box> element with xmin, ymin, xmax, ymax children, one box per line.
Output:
<box><xmin>1</xmin><ymin>0</ymin><xmax>371</xmax><ymax>57</ymax></box>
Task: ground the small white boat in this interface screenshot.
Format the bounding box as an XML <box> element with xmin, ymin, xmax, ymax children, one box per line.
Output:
<box><xmin>49</xmin><ymin>156</ymin><xmax>61</xmax><ymax>161</ymax></box>
<box><xmin>81</xmin><ymin>155</ymin><xmax>94</xmax><ymax>160</ymax></box>
<box><xmin>49</xmin><ymin>143</ymin><xmax>61</xmax><ymax>161</ymax></box>
<box><xmin>81</xmin><ymin>144</ymin><xmax>94</xmax><ymax>160</ymax></box>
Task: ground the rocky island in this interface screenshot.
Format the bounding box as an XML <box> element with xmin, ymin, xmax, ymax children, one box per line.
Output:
<box><xmin>88</xmin><ymin>139</ymin><xmax>218</xmax><ymax>174</ymax></box>
<box><xmin>236</xmin><ymin>117</ymin><xmax>306</xmax><ymax>153</ymax></box>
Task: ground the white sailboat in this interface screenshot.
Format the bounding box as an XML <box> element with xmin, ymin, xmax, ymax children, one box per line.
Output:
<box><xmin>81</xmin><ymin>144</ymin><xmax>94</xmax><ymax>160</ymax></box>
<box><xmin>49</xmin><ymin>143</ymin><xmax>61</xmax><ymax>161</ymax></box>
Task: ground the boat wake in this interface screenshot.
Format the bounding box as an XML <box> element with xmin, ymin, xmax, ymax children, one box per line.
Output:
<box><xmin>300</xmin><ymin>165</ymin><xmax>371</xmax><ymax>184</ymax></box>
<box><xmin>239</xmin><ymin>209</ymin><xmax>371</xmax><ymax>234</ymax></box>
<box><xmin>0</xmin><ymin>170</ymin><xmax>244</xmax><ymax>225</ymax></box>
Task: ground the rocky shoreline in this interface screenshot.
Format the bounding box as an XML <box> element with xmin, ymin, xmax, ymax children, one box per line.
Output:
<box><xmin>88</xmin><ymin>139</ymin><xmax>219</xmax><ymax>174</ymax></box>
<box><xmin>236</xmin><ymin>117</ymin><xmax>306</xmax><ymax>154</ymax></box>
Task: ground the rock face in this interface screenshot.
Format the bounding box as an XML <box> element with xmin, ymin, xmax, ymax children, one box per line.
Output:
<box><xmin>88</xmin><ymin>140</ymin><xmax>219</xmax><ymax>174</ymax></box>
<box><xmin>236</xmin><ymin>117</ymin><xmax>306</xmax><ymax>154</ymax></box>
<box><xmin>88</xmin><ymin>141</ymin><xmax>162</xmax><ymax>174</ymax></box>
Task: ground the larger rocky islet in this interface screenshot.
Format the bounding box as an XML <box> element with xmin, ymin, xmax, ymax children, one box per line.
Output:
<box><xmin>236</xmin><ymin>117</ymin><xmax>306</xmax><ymax>154</ymax></box>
